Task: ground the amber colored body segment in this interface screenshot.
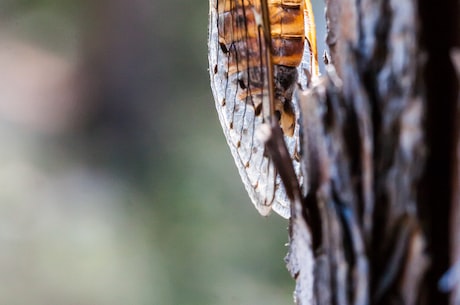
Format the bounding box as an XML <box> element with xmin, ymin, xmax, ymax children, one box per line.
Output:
<box><xmin>218</xmin><ymin>0</ymin><xmax>306</xmax><ymax>74</ymax></box>
<box><xmin>217</xmin><ymin>0</ymin><xmax>313</xmax><ymax>136</ymax></box>
<box><xmin>268</xmin><ymin>0</ymin><xmax>306</xmax><ymax>67</ymax></box>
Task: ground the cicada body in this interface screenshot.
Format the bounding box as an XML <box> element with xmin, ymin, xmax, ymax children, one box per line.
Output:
<box><xmin>208</xmin><ymin>0</ymin><xmax>319</xmax><ymax>218</ymax></box>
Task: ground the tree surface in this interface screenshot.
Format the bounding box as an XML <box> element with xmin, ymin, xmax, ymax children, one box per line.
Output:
<box><xmin>285</xmin><ymin>0</ymin><xmax>460</xmax><ymax>304</ymax></box>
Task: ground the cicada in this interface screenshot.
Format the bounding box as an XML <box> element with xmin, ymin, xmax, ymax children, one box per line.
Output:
<box><xmin>208</xmin><ymin>0</ymin><xmax>319</xmax><ymax>218</ymax></box>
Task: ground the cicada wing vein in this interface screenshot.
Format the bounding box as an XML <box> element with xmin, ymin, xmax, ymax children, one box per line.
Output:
<box><xmin>209</xmin><ymin>0</ymin><xmax>319</xmax><ymax>218</ymax></box>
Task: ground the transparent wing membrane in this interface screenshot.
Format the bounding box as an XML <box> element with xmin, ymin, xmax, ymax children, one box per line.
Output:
<box><xmin>209</xmin><ymin>0</ymin><xmax>318</xmax><ymax>218</ymax></box>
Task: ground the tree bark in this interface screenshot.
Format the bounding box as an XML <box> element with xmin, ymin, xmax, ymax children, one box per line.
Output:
<box><xmin>286</xmin><ymin>0</ymin><xmax>459</xmax><ymax>304</ymax></box>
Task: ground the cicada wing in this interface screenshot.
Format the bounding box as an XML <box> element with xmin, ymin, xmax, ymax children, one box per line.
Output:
<box><xmin>209</xmin><ymin>0</ymin><xmax>281</xmax><ymax>216</ymax></box>
<box><xmin>302</xmin><ymin>0</ymin><xmax>320</xmax><ymax>81</ymax></box>
<box><xmin>209</xmin><ymin>0</ymin><xmax>313</xmax><ymax>219</ymax></box>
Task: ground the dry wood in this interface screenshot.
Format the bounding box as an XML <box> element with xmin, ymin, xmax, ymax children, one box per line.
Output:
<box><xmin>287</xmin><ymin>0</ymin><xmax>460</xmax><ymax>303</ymax></box>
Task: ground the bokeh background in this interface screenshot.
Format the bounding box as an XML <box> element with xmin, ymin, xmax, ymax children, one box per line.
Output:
<box><xmin>0</xmin><ymin>1</ymin><xmax>325</xmax><ymax>304</ymax></box>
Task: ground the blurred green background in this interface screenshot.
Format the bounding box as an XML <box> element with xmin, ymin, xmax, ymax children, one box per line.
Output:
<box><xmin>0</xmin><ymin>1</ymin><xmax>325</xmax><ymax>304</ymax></box>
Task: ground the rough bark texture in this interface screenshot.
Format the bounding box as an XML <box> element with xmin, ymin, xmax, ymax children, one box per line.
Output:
<box><xmin>286</xmin><ymin>0</ymin><xmax>459</xmax><ymax>303</ymax></box>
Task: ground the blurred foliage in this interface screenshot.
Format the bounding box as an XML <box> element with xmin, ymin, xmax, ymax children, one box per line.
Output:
<box><xmin>0</xmin><ymin>0</ymin><xmax>331</xmax><ymax>304</ymax></box>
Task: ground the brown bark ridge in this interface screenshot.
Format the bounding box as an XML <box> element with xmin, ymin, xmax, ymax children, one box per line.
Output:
<box><xmin>284</xmin><ymin>0</ymin><xmax>460</xmax><ymax>303</ymax></box>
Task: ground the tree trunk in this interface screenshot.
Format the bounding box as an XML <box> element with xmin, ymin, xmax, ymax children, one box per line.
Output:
<box><xmin>286</xmin><ymin>0</ymin><xmax>460</xmax><ymax>304</ymax></box>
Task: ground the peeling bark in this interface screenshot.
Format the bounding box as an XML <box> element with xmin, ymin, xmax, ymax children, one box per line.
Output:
<box><xmin>287</xmin><ymin>0</ymin><xmax>459</xmax><ymax>303</ymax></box>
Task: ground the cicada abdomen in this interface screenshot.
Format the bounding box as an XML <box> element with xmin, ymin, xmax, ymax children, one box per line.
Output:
<box><xmin>208</xmin><ymin>0</ymin><xmax>318</xmax><ymax>218</ymax></box>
